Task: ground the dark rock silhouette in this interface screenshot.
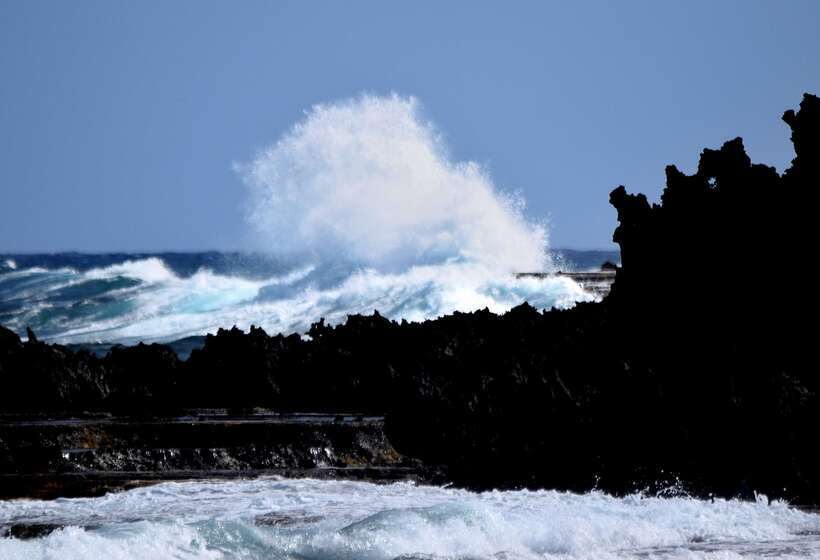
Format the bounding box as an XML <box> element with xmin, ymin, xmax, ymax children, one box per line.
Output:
<box><xmin>0</xmin><ymin>324</ymin><xmax>106</xmax><ymax>410</ymax></box>
<box><xmin>105</xmin><ymin>343</ymin><xmax>182</xmax><ymax>412</ymax></box>
<box><xmin>1</xmin><ymin>94</ymin><xmax>818</xmax><ymax>502</ymax></box>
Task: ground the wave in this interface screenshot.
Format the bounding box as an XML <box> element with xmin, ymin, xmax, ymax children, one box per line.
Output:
<box><xmin>0</xmin><ymin>95</ymin><xmax>603</xmax><ymax>344</ymax></box>
<box><xmin>1</xmin><ymin>478</ymin><xmax>819</xmax><ymax>559</ymax></box>
<box><xmin>0</xmin><ymin>256</ymin><xmax>592</xmax><ymax>345</ymax></box>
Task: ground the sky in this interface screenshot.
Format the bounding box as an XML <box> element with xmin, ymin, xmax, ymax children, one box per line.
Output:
<box><xmin>1</xmin><ymin>0</ymin><xmax>819</xmax><ymax>252</ymax></box>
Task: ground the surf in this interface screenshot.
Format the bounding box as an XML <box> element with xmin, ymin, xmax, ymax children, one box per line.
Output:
<box><xmin>1</xmin><ymin>478</ymin><xmax>819</xmax><ymax>559</ymax></box>
<box><xmin>0</xmin><ymin>255</ymin><xmax>593</xmax><ymax>345</ymax></box>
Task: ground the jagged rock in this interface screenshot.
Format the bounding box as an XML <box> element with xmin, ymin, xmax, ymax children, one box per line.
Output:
<box><xmin>0</xmin><ymin>325</ymin><xmax>107</xmax><ymax>410</ymax></box>
<box><xmin>184</xmin><ymin>325</ymin><xmax>300</xmax><ymax>408</ymax></box>
<box><xmin>103</xmin><ymin>343</ymin><xmax>182</xmax><ymax>412</ymax></box>
<box><xmin>0</xmin><ymin>523</ymin><xmax>67</xmax><ymax>539</ymax></box>
<box><xmin>254</xmin><ymin>513</ymin><xmax>324</xmax><ymax>527</ymax></box>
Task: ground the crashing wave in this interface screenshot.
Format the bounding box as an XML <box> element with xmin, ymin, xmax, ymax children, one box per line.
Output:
<box><xmin>0</xmin><ymin>95</ymin><xmax>598</xmax><ymax>345</ymax></box>
<box><xmin>0</xmin><ymin>257</ymin><xmax>592</xmax><ymax>345</ymax></box>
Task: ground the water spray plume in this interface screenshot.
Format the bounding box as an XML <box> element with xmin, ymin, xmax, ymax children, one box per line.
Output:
<box><xmin>238</xmin><ymin>93</ymin><xmax>551</xmax><ymax>273</ymax></box>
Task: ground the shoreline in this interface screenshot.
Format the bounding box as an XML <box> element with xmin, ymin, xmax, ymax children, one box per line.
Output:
<box><xmin>0</xmin><ymin>411</ymin><xmax>429</xmax><ymax>500</ymax></box>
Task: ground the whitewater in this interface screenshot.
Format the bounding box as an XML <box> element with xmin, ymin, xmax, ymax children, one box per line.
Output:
<box><xmin>0</xmin><ymin>253</ymin><xmax>593</xmax><ymax>345</ymax></box>
<box><xmin>0</xmin><ymin>95</ymin><xmax>598</xmax><ymax>345</ymax></box>
<box><xmin>2</xmin><ymin>478</ymin><xmax>820</xmax><ymax>559</ymax></box>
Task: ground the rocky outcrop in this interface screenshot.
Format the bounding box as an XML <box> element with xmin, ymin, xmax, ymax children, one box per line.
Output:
<box><xmin>0</xmin><ymin>412</ymin><xmax>419</xmax><ymax>499</ymax></box>
<box><xmin>1</xmin><ymin>94</ymin><xmax>818</xmax><ymax>503</ymax></box>
<box><xmin>0</xmin><ymin>325</ymin><xmax>107</xmax><ymax>410</ymax></box>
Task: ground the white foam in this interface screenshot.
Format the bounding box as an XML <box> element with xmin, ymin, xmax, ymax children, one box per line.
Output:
<box><xmin>84</xmin><ymin>257</ymin><xmax>179</xmax><ymax>284</ymax></box>
<box><xmin>3</xmin><ymin>259</ymin><xmax>17</xmax><ymax>270</ymax></box>
<box><xmin>31</xmin><ymin>259</ymin><xmax>591</xmax><ymax>344</ymax></box>
<box><xmin>1</xmin><ymin>478</ymin><xmax>819</xmax><ymax>559</ymax></box>
<box><xmin>238</xmin><ymin>94</ymin><xmax>550</xmax><ymax>273</ymax></box>
<box><xmin>0</xmin><ymin>522</ymin><xmax>221</xmax><ymax>560</ymax></box>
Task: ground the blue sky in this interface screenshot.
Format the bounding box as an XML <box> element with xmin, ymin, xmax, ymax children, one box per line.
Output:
<box><xmin>1</xmin><ymin>0</ymin><xmax>819</xmax><ymax>252</ymax></box>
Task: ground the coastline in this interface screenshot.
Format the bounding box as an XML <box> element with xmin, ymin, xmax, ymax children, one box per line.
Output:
<box><xmin>2</xmin><ymin>93</ymin><xmax>818</xmax><ymax>507</ymax></box>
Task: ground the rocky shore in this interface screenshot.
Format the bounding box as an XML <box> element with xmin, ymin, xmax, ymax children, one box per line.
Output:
<box><xmin>0</xmin><ymin>411</ymin><xmax>422</xmax><ymax>500</ymax></box>
<box><xmin>1</xmin><ymin>94</ymin><xmax>818</xmax><ymax>503</ymax></box>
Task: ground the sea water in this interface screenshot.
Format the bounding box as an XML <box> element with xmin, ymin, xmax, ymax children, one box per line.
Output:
<box><xmin>0</xmin><ymin>251</ymin><xmax>605</xmax><ymax>348</ymax></box>
<box><xmin>1</xmin><ymin>477</ymin><xmax>819</xmax><ymax>559</ymax></box>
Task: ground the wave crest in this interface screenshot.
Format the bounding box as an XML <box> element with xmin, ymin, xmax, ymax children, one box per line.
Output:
<box><xmin>0</xmin><ymin>256</ymin><xmax>591</xmax><ymax>345</ymax></box>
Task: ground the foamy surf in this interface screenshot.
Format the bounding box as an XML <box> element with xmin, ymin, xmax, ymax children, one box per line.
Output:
<box><xmin>0</xmin><ymin>256</ymin><xmax>592</xmax><ymax>344</ymax></box>
<box><xmin>1</xmin><ymin>478</ymin><xmax>819</xmax><ymax>559</ymax></box>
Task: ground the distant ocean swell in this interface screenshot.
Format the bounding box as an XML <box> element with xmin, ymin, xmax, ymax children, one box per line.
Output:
<box><xmin>0</xmin><ymin>253</ymin><xmax>599</xmax><ymax>346</ymax></box>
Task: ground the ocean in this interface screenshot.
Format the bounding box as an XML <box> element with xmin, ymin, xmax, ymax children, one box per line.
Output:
<box><xmin>0</xmin><ymin>250</ymin><xmax>612</xmax><ymax>352</ymax></box>
<box><xmin>12</xmin><ymin>249</ymin><xmax>820</xmax><ymax>559</ymax></box>
<box><xmin>5</xmin><ymin>256</ymin><xmax>820</xmax><ymax>559</ymax></box>
<box><xmin>2</xmin><ymin>478</ymin><xmax>819</xmax><ymax>559</ymax></box>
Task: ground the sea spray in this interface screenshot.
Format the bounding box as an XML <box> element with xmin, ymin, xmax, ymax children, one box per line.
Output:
<box><xmin>237</xmin><ymin>94</ymin><xmax>550</xmax><ymax>273</ymax></box>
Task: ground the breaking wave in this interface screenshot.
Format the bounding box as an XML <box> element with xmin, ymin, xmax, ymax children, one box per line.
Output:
<box><xmin>0</xmin><ymin>94</ymin><xmax>599</xmax><ymax>345</ymax></box>
<box><xmin>0</xmin><ymin>255</ymin><xmax>590</xmax><ymax>345</ymax></box>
